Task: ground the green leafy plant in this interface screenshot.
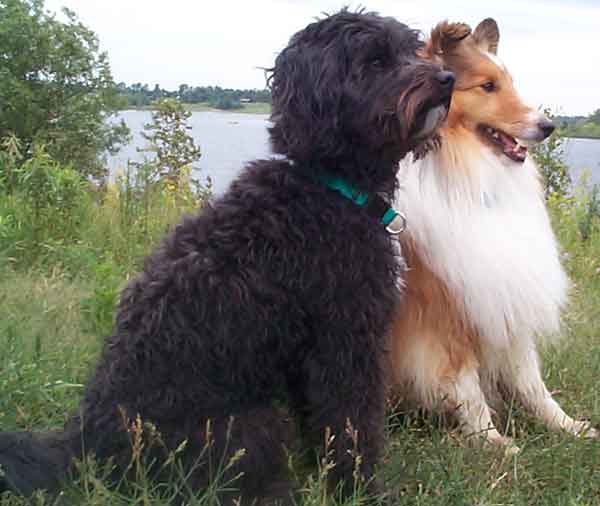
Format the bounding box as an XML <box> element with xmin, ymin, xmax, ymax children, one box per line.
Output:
<box><xmin>134</xmin><ymin>98</ymin><xmax>203</xmax><ymax>185</ymax></box>
<box><xmin>571</xmin><ymin>173</ymin><xmax>600</xmax><ymax>242</ymax></box>
<box><xmin>80</xmin><ymin>260</ymin><xmax>123</xmax><ymax>336</ymax></box>
<box><xmin>579</xmin><ymin>184</ymin><xmax>600</xmax><ymax>242</ymax></box>
<box><xmin>0</xmin><ymin>134</ymin><xmax>23</xmax><ymax>193</ymax></box>
<box><xmin>530</xmin><ymin>110</ymin><xmax>571</xmax><ymax>199</ymax></box>
<box><xmin>0</xmin><ymin>0</ymin><xmax>130</xmax><ymax>179</ymax></box>
<box><xmin>16</xmin><ymin>144</ymin><xmax>88</xmax><ymax>240</ymax></box>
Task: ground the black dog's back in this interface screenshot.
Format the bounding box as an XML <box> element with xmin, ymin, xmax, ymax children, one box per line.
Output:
<box><xmin>82</xmin><ymin>158</ymin><xmax>401</xmax><ymax>427</ymax></box>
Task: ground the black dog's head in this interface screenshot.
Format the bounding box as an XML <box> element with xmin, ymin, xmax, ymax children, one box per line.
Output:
<box><xmin>268</xmin><ymin>9</ymin><xmax>454</xmax><ymax>190</ymax></box>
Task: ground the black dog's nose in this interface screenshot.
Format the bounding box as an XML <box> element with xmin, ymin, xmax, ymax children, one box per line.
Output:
<box><xmin>435</xmin><ymin>70</ymin><xmax>455</xmax><ymax>89</ymax></box>
<box><xmin>538</xmin><ymin>119</ymin><xmax>555</xmax><ymax>139</ymax></box>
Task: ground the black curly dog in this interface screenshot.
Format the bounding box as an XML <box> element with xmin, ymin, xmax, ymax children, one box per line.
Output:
<box><xmin>0</xmin><ymin>9</ymin><xmax>453</xmax><ymax>505</ymax></box>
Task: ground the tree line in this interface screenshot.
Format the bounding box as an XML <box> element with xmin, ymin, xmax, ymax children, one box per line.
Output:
<box><xmin>556</xmin><ymin>109</ymin><xmax>600</xmax><ymax>139</ymax></box>
<box><xmin>118</xmin><ymin>83</ymin><xmax>272</xmax><ymax>110</ymax></box>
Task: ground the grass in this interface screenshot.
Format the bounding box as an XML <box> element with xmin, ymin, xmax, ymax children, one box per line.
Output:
<box><xmin>1</xmin><ymin>171</ymin><xmax>600</xmax><ymax>504</ymax></box>
<box><xmin>1</xmin><ymin>253</ymin><xmax>599</xmax><ymax>505</ymax></box>
<box><xmin>0</xmin><ymin>270</ymin><xmax>97</xmax><ymax>432</ymax></box>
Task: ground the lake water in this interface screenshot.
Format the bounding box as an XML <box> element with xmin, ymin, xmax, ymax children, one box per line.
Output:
<box><xmin>108</xmin><ymin>110</ymin><xmax>600</xmax><ymax>194</ymax></box>
<box><xmin>108</xmin><ymin>110</ymin><xmax>272</xmax><ymax>194</ymax></box>
<box><xmin>563</xmin><ymin>137</ymin><xmax>600</xmax><ymax>185</ymax></box>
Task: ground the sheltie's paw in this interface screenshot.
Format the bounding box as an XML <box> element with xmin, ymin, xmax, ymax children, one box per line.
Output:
<box><xmin>572</xmin><ymin>421</ymin><xmax>599</xmax><ymax>439</ymax></box>
<box><xmin>485</xmin><ymin>434</ymin><xmax>521</xmax><ymax>455</ymax></box>
<box><xmin>464</xmin><ymin>428</ymin><xmax>521</xmax><ymax>454</ymax></box>
<box><xmin>502</xmin><ymin>442</ymin><xmax>522</xmax><ymax>456</ymax></box>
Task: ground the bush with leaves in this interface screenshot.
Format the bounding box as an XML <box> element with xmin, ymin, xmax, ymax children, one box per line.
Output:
<box><xmin>132</xmin><ymin>98</ymin><xmax>211</xmax><ymax>209</ymax></box>
<box><xmin>577</xmin><ymin>183</ymin><xmax>600</xmax><ymax>242</ymax></box>
<box><xmin>17</xmin><ymin>144</ymin><xmax>88</xmax><ymax>233</ymax></box>
<box><xmin>0</xmin><ymin>134</ymin><xmax>23</xmax><ymax>193</ymax></box>
<box><xmin>134</xmin><ymin>98</ymin><xmax>203</xmax><ymax>184</ymax></box>
<box><xmin>213</xmin><ymin>96</ymin><xmax>243</xmax><ymax>110</ymax></box>
<box><xmin>0</xmin><ymin>142</ymin><xmax>90</xmax><ymax>268</ymax></box>
<box><xmin>0</xmin><ymin>0</ymin><xmax>129</xmax><ymax>179</ymax></box>
<box><xmin>530</xmin><ymin>111</ymin><xmax>571</xmax><ymax>199</ymax></box>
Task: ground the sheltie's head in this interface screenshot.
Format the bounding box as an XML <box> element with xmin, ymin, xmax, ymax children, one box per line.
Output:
<box><xmin>423</xmin><ymin>19</ymin><xmax>554</xmax><ymax>163</ymax></box>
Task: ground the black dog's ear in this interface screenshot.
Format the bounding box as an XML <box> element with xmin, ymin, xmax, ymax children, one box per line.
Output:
<box><xmin>267</xmin><ymin>34</ymin><xmax>344</xmax><ymax>160</ymax></box>
<box><xmin>473</xmin><ymin>18</ymin><xmax>499</xmax><ymax>55</ymax></box>
<box><xmin>424</xmin><ymin>20</ymin><xmax>471</xmax><ymax>60</ymax></box>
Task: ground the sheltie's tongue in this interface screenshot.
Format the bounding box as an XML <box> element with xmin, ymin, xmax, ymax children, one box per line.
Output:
<box><xmin>481</xmin><ymin>125</ymin><xmax>528</xmax><ymax>163</ymax></box>
<box><xmin>497</xmin><ymin>130</ymin><xmax>528</xmax><ymax>163</ymax></box>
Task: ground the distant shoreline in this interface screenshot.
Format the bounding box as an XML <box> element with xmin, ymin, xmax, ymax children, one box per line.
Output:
<box><xmin>117</xmin><ymin>108</ymin><xmax>600</xmax><ymax>137</ymax></box>
<box><xmin>122</xmin><ymin>102</ymin><xmax>271</xmax><ymax>115</ymax></box>
<box><xmin>564</xmin><ymin>134</ymin><xmax>600</xmax><ymax>140</ymax></box>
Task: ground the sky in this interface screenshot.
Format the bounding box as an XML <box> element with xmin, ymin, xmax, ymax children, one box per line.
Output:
<box><xmin>44</xmin><ymin>0</ymin><xmax>600</xmax><ymax>116</ymax></box>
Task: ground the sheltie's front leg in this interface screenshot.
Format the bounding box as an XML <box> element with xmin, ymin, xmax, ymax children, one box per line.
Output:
<box><xmin>441</xmin><ymin>364</ymin><xmax>520</xmax><ymax>453</ymax></box>
<box><xmin>497</xmin><ymin>340</ymin><xmax>598</xmax><ymax>439</ymax></box>
<box><xmin>393</xmin><ymin>332</ymin><xmax>520</xmax><ymax>452</ymax></box>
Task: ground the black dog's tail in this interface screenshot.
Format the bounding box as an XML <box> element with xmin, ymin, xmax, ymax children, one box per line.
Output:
<box><xmin>0</xmin><ymin>429</ymin><xmax>77</xmax><ymax>496</ymax></box>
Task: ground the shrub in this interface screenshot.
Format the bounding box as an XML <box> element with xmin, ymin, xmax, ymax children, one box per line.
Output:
<box><xmin>0</xmin><ymin>144</ymin><xmax>91</xmax><ymax>268</ymax></box>
<box><xmin>0</xmin><ymin>0</ymin><xmax>129</xmax><ymax>179</ymax></box>
<box><xmin>135</xmin><ymin>98</ymin><xmax>202</xmax><ymax>185</ymax></box>
<box><xmin>16</xmin><ymin>144</ymin><xmax>90</xmax><ymax>240</ymax></box>
<box><xmin>530</xmin><ymin>111</ymin><xmax>571</xmax><ymax>199</ymax></box>
<box><xmin>213</xmin><ymin>96</ymin><xmax>242</xmax><ymax>110</ymax></box>
<box><xmin>0</xmin><ymin>134</ymin><xmax>22</xmax><ymax>193</ymax></box>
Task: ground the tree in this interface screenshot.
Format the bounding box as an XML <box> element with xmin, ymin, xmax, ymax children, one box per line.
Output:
<box><xmin>135</xmin><ymin>98</ymin><xmax>202</xmax><ymax>184</ymax></box>
<box><xmin>213</xmin><ymin>96</ymin><xmax>242</xmax><ymax>110</ymax></box>
<box><xmin>0</xmin><ymin>0</ymin><xmax>129</xmax><ymax>179</ymax></box>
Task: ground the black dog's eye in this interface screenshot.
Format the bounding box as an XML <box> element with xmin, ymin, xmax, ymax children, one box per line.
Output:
<box><xmin>481</xmin><ymin>81</ymin><xmax>496</xmax><ymax>93</ymax></box>
<box><xmin>365</xmin><ymin>53</ymin><xmax>386</xmax><ymax>70</ymax></box>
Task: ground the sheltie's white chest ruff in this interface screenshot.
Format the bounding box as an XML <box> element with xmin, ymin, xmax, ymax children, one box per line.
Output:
<box><xmin>396</xmin><ymin>138</ymin><xmax>569</xmax><ymax>349</ymax></box>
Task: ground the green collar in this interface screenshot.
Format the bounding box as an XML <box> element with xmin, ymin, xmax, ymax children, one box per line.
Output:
<box><xmin>317</xmin><ymin>174</ymin><xmax>406</xmax><ymax>234</ymax></box>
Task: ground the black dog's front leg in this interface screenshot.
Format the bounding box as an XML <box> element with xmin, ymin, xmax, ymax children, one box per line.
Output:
<box><xmin>300</xmin><ymin>343</ymin><xmax>387</xmax><ymax>500</ymax></box>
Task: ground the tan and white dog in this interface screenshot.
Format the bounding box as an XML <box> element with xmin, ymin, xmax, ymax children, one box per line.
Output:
<box><xmin>390</xmin><ymin>19</ymin><xmax>597</xmax><ymax>451</ymax></box>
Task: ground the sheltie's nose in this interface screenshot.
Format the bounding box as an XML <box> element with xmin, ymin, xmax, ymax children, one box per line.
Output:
<box><xmin>435</xmin><ymin>71</ymin><xmax>455</xmax><ymax>91</ymax></box>
<box><xmin>538</xmin><ymin>119</ymin><xmax>555</xmax><ymax>139</ymax></box>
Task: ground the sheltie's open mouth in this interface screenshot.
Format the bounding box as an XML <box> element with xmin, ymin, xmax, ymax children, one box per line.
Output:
<box><xmin>478</xmin><ymin>124</ymin><xmax>528</xmax><ymax>163</ymax></box>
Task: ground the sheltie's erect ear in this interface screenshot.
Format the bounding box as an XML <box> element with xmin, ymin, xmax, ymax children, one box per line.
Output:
<box><xmin>422</xmin><ymin>21</ymin><xmax>471</xmax><ymax>61</ymax></box>
<box><xmin>473</xmin><ymin>18</ymin><xmax>500</xmax><ymax>55</ymax></box>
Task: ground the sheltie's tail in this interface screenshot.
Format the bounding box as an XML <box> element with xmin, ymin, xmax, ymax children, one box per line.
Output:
<box><xmin>0</xmin><ymin>430</ymin><xmax>77</xmax><ymax>495</ymax></box>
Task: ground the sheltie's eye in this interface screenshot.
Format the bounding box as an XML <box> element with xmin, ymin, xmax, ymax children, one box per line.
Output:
<box><xmin>481</xmin><ymin>81</ymin><xmax>496</xmax><ymax>93</ymax></box>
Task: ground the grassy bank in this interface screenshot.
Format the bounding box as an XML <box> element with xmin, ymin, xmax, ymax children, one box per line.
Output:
<box><xmin>564</xmin><ymin>134</ymin><xmax>600</xmax><ymax>140</ymax></box>
<box><xmin>563</xmin><ymin>124</ymin><xmax>600</xmax><ymax>140</ymax></box>
<box><xmin>1</xmin><ymin>168</ymin><xmax>600</xmax><ymax>504</ymax></box>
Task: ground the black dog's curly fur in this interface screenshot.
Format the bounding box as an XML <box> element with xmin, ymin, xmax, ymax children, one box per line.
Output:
<box><xmin>0</xmin><ymin>10</ymin><xmax>451</xmax><ymax>504</ymax></box>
